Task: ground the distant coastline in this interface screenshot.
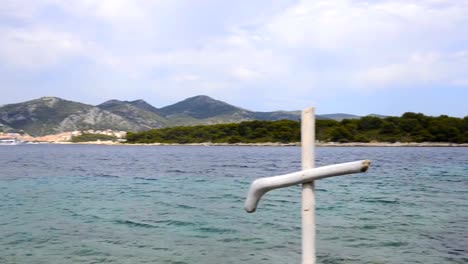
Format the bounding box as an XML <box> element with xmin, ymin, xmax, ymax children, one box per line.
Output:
<box><xmin>2</xmin><ymin>113</ymin><xmax>466</xmax><ymax>146</ymax></box>
<box><xmin>36</xmin><ymin>141</ymin><xmax>468</xmax><ymax>147</ymax></box>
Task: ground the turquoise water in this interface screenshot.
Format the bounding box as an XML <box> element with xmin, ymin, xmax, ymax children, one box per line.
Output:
<box><xmin>0</xmin><ymin>145</ymin><xmax>466</xmax><ymax>264</ymax></box>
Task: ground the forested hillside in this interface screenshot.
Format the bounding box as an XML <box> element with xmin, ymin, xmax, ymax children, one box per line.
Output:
<box><xmin>126</xmin><ymin>113</ymin><xmax>467</xmax><ymax>144</ymax></box>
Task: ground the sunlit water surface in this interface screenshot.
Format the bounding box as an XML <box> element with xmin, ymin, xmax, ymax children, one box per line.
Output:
<box><xmin>0</xmin><ymin>145</ymin><xmax>466</xmax><ymax>264</ymax></box>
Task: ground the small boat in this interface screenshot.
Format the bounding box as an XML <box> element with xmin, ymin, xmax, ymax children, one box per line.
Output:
<box><xmin>0</xmin><ymin>138</ymin><xmax>23</xmax><ymax>145</ymax></box>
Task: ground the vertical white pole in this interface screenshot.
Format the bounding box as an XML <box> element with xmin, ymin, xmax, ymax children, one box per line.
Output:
<box><xmin>301</xmin><ymin>107</ymin><xmax>315</xmax><ymax>264</ymax></box>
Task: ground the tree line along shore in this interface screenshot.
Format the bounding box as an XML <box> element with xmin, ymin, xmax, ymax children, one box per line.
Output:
<box><xmin>122</xmin><ymin>112</ymin><xmax>467</xmax><ymax>144</ymax></box>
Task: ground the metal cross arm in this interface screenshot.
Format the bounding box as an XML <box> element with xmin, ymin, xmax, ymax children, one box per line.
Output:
<box><xmin>244</xmin><ymin>159</ymin><xmax>371</xmax><ymax>213</ymax></box>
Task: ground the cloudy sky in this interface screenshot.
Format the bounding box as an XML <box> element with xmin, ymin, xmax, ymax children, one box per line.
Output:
<box><xmin>0</xmin><ymin>0</ymin><xmax>467</xmax><ymax>116</ymax></box>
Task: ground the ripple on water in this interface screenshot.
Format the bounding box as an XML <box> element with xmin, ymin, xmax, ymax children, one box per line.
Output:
<box><xmin>0</xmin><ymin>146</ymin><xmax>466</xmax><ymax>264</ymax></box>
<box><xmin>113</xmin><ymin>219</ymin><xmax>161</xmax><ymax>229</ymax></box>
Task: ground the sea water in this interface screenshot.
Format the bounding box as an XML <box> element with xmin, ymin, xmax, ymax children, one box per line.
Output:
<box><xmin>0</xmin><ymin>145</ymin><xmax>466</xmax><ymax>264</ymax></box>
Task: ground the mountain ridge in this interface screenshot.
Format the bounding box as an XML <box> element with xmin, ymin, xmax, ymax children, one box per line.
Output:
<box><xmin>97</xmin><ymin>100</ymin><xmax>168</xmax><ymax>129</ymax></box>
<box><xmin>0</xmin><ymin>95</ymin><xmax>376</xmax><ymax>136</ymax></box>
<box><xmin>159</xmin><ymin>95</ymin><xmax>246</xmax><ymax>119</ymax></box>
<box><xmin>0</xmin><ymin>97</ymin><xmax>143</xmax><ymax>136</ymax></box>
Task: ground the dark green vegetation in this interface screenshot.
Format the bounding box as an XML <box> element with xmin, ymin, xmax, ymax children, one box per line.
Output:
<box><xmin>127</xmin><ymin>120</ymin><xmax>300</xmax><ymax>144</ymax></box>
<box><xmin>71</xmin><ymin>133</ymin><xmax>117</xmax><ymax>143</ymax></box>
<box><xmin>126</xmin><ymin>113</ymin><xmax>467</xmax><ymax>144</ymax></box>
<box><xmin>0</xmin><ymin>95</ymin><xmax>362</xmax><ymax>136</ymax></box>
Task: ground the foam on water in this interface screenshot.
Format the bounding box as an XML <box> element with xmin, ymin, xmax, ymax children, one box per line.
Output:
<box><xmin>0</xmin><ymin>145</ymin><xmax>466</xmax><ymax>263</ymax></box>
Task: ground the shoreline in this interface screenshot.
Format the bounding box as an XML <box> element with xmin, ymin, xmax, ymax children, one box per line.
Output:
<box><xmin>25</xmin><ymin>141</ymin><xmax>468</xmax><ymax>147</ymax></box>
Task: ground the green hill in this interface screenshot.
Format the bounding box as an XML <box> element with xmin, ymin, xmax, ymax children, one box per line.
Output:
<box><xmin>126</xmin><ymin>113</ymin><xmax>467</xmax><ymax>144</ymax></box>
<box><xmin>97</xmin><ymin>100</ymin><xmax>168</xmax><ymax>129</ymax></box>
<box><xmin>2</xmin><ymin>95</ymin><xmax>440</xmax><ymax>137</ymax></box>
<box><xmin>0</xmin><ymin>97</ymin><xmax>139</xmax><ymax>136</ymax></box>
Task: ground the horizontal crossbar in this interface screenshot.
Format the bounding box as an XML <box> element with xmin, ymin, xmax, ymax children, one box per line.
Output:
<box><xmin>244</xmin><ymin>160</ymin><xmax>371</xmax><ymax>213</ymax></box>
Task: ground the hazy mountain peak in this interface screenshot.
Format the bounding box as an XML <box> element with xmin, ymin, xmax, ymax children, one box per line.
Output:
<box><xmin>97</xmin><ymin>99</ymin><xmax>167</xmax><ymax>129</ymax></box>
<box><xmin>181</xmin><ymin>95</ymin><xmax>233</xmax><ymax>106</ymax></box>
<box><xmin>130</xmin><ymin>99</ymin><xmax>148</xmax><ymax>104</ymax></box>
<box><xmin>98</xmin><ymin>99</ymin><xmax>125</xmax><ymax>108</ymax></box>
<box><xmin>160</xmin><ymin>95</ymin><xmax>243</xmax><ymax>119</ymax></box>
<box><xmin>185</xmin><ymin>95</ymin><xmax>214</xmax><ymax>101</ymax></box>
<box><xmin>39</xmin><ymin>96</ymin><xmax>62</xmax><ymax>101</ymax></box>
<box><xmin>37</xmin><ymin>96</ymin><xmax>63</xmax><ymax>107</ymax></box>
<box><xmin>127</xmin><ymin>99</ymin><xmax>152</xmax><ymax>107</ymax></box>
<box><xmin>127</xmin><ymin>99</ymin><xmax>160</xmax><ymax>114</ymax></box>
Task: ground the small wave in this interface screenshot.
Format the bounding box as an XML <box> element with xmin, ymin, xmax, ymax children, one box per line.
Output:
<box><xmin>442</xmin><ymin>178</ymin><xmax>464</xmax><ymax>183</ymax></box>
<box><xmin>176</xmin><ymin>204</ymin><xmax>196</xmax><ymax>209</ymax></box>
<box><xmin>361</xmin><ymin>197</ymin><xmax>400</xmax><ymax>204</ymax></box>
<box><xmin>134</xmin><ymin>177</ymin><xmax>158</xmax><ymax>181</ymax></box>
<box><xmin>447</xmin><ymin>249</ymin><xmax>465</xmax><ymax>256</ymax></box>
<box><xmin>114</xmin><ymin>219</ymin><xmax>159</xmax><ymax>228</ymax></box>
<box><xmin>361</xmin><ymin>224</ymin><xmax>378</xmax><ymax>230</ymax></box>
<box><xmin>71</xmin><ymin>167</ymin><xmax>86</xmax><ymax>172</ymax></box>
<box><xmin>94</xmin><ymin>173</ymin><xmax>119</xmax><ymax>178</ymax></box>
<box><xmin>222</xmin><ymin>193</ymin><xmax>241</xmax><ymax>199</ymax></box>
<box><xmin>166</xmin><ymin>169</ymin><xmax>186</xmax><ymax>173</ymax></box>
<box><xmin>270</xmin><ymin>198</ymin><xmax>294</xmax><ymax>204</ymax></box>
<box><xmin>197</xmin><ymin>226</ymin><xmax>238</xmax><ymax>234</ymax></box>
<box><xmin>266</xmin><ymin>245</ymin><xmax>287</xmax><ymax>250</ymax></box>
<box><xmin>152</xmin><ymin>247</ymin><xmax>170</xmax><ymax>251</ymax></box>
<box><xmin>317</xmin><ymin>254</ymin><xmax>360</xmax><ymax>264</ymax></box>
<box><xmin>219</xmin><ymin>164</ymin><xmax>250</xmax><ymax>168</ymax></box>
<box><xmin>316</xmin><ymin>188</ymin><xmax>328</xmax><ymax>192</ymax></box>
<box><xmin>73</xmin><ymin>248</ymin><xmax>110</xmax><ymax>257</ymax></box>
<box><xmin>378</xmin><ymin>241</ymin><xmax>409</xmax><ymax>247</ymax></box>
<box><xmin>217</xmin><ymin>237</ymin><xmax>241</xmax><ymax>242</ymax></box>
<box><xmin>164</xmin><ymin>220</ymin><xmax>197</xmax><ymax>227</ymax></box>
<box><xmin>134</xmin><ymin>182</ymin><xmax>150</xmax><ymax>185</ymax></box>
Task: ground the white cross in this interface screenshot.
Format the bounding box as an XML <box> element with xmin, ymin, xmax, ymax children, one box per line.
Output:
<box><xmin>244</xmin><ymin>107</ymin><xmax>371</xmax><ymax>264</ymax></box>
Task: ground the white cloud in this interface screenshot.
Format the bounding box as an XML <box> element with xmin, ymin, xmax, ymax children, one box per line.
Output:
<box><xmin>170</xmin><ymin>74</ymin><xmax>201</xmax><ymax>82</ymax></box>
<box><xmin>0</xmin><ymin>27</ymin><xmax>89</xmax><ymax>69</ymax></box>
<box><xmin>264</xmin><ymin>0</ymin><xmax>468</xmax><ymax>52</ymax></box>
<box><xmin>0</xmin><ymin>0</ymin><xmax>467</xmax><ymax>110</ymax></box>
<box><xmin>353</xmin><ymin>53</ymin><xmax>443</xmax><ymax>87</ymax></box>
<box><xmin>354</xmin><ymin>51</ymin><xmax>468</xmax><ymax>88</ymax></box>
<box><xmin>231</xmin><ymin>67</ymin><xmax>260</xmax><ymax>80</ymax></box>
<box><xmin>0</xmin><ymin>0</ymin><xmax>54</xmax><ymax>19</ymax></box>
<box><xmin>55</xmin><ymin>0</ymin><xmax>153</xmax><ymax>24</ymax></box>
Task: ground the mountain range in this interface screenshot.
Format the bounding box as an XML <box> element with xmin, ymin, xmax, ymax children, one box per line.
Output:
<box><xmin>0</xmin><ymin>95</ymin><xmax>368</xmax><ymax>136</ymax></box>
